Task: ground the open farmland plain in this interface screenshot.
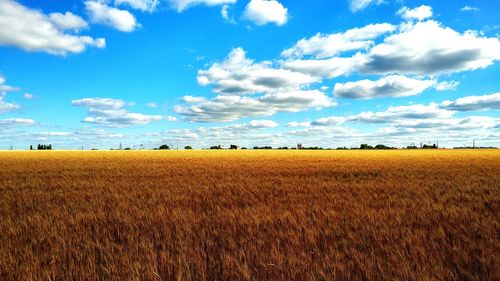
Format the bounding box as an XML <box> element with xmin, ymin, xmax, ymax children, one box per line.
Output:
<box><xmin>0</xmin><ymin>150</ymin><xmax>499</xmax><ymax>281</ymax></box>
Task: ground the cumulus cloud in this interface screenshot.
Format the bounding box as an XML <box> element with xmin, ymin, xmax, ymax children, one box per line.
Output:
<box><xmin>287</xmin><ymin>121</ymin><xmax>311</xmax><ymax>127</ymax></box>
<box><xmin>440</xmin><ymin>93</ymin><xmax>500</xmax><ymax>111</ymax></box>
<box><xmin>392</xmin><ymin>116</ymin><xmax>499</xmax><ymax>131</ymax></box>
<box><xmin>198</xmin><ymin>48</ymin><xmax>318</xmax><ymax>95</ymax></box>
<box><xmin>148</xmin><ymin>119</ymin><xmax>282</xmax><ymax>148</ymax></box>
<box><xmin>168</xmin><ymin>0</ymin><xmax>236</xmax><ymax>12</ymax></box>
<box><xmin>311</xmin><ymin>116</ymin><xmax>346</xmax><ymax>126</ymax></box>
<box><xmin>348</xmin><ymin>104</ymin><xmax>453</xmax><ymax>123</ymax></box>
<box><xmin>72</xmin><ymin>97</ymin><xmax>175</xmax><ymax>126</ymax></box>
<box><xmin>49</xmin><ymin>12</ymin><xmax>89</xmax><ymax>32</ymax></box>
<box><xmin>282</xmin><ymin>55</ymin><xmax>364</xmax><ymax>79</ymax></box>
<box><xmin>243</xmin><ymin>0</ymin><xmax>288</xmax><ymax>26</ymax></box>
<box><xmin>0</xmin><ymin>0</ymin><xmax>105</xmax><ymax>55</ymax></box>
<box><xmin>333</xmin><ymin>75</ymin><xmax>435</xmax><ymax>99</ymax></box>
<box><xmin>361</xmin><ymin>20</ymin><xmax>500</xmax><ymax>75</ymax></box>
<box><xmin>282</xmin><ymin>23</ymin><xmax>395</xmax><ymax>59</ymax></box>
<box><xmin>288</xmin><ymin>103</ymin><xmax>454</xmax><ymax>130</ymax></box>
<box><xmin>397</xmin><ymin>5</ymin><xmax>433</xmax><ymax>21</ymax></box>
<box><xmin>71</xmin><ymin>97</ymin><xmax>128</xmax><ymax>110</ymax></box>
<box><xmin>176</xmin><ymin>11</ymin><xmax>500</xmax><ymax>126</ymax></box>
<box><xmin>244</xmin><ymin>120</ymin><xmax>278</xmax><ymax>129</ymax></box>
<box><xmin>85</xmin><ymin>1</ymin><xmax>139</xmax><ymax>32</ymax></box>
<box><xmin>115</xmin><ymin>0</ymin><xmax>160</xmax><ymax>12</ymax></box>
<box><xmin>0</xmin><ymin>75</ymin><xmax>20</xmax><ymax>93</ymax></box>
<box><xmin>175</xmin><ymin>90</ymin><xmax>335</xmax><ymax>122</ymax></box>
<box><xmin>182</xmin><ymin>95</ymin><xmax>207</xmax><ymax>103</ymax></box>
<box><xmin>435</xmin><ymin>80</ymin><xmax>459</xmax><ymax>91</ymax></box>
<box><xmin>145</xmin><ymin>102</ymin><xmax>159</xmax><ymax>108</ymax></box>
<box><xmin>24</xmin><ymin>93</ymin><xmax>34</xmax><ymax>100</ymax></box>
<box><xmin>0</xmin><ymin>94</ymin><xmax>19</xmax><ymax>114</ymax></box>
<box><xmin>283</xmin><ymin>20</ymin><xmax>500</xmax><ymax>78</ymax></box>
<box><xmin>220</xmin><ymin>4</ymin><xmax>236</xmax><ymax>23</ymax></box>
<box><xmin>348</xmin><ymin>0</ymin><xmax>384</xmax><ymax>12</ymax></box>
<box><xmin>0</xmin><ymin>118</ymin><xmax>35</xmax><ymax>126</ymax></box>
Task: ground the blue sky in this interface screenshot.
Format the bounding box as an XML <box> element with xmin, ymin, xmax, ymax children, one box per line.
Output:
<box><xmin>0</xmin><ymin>0</ymin><xmax>499</xmax><ymax>149</ymax></box>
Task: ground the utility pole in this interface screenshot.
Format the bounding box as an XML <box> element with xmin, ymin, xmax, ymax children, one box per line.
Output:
<box><xmin>119</xmin><ymin>142</ymin><xmax>122</xmax><ymax>150</ymax></box>
<box><xmin>473</xmin><ymin>139</ymin><xmax>476</xmax><ymax>148</ymax></box>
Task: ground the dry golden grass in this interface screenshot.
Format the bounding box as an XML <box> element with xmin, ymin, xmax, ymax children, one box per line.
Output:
<box><xmin>0</xmin><ymin>150</ymin><xmax>499</xmax><ymax>281</ymax></box>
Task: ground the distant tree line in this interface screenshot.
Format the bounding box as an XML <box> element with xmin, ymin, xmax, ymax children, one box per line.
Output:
<box><xmin>203</xmin><ymin>143</ymin><xmax>442</xmax><ymax>150</ymax></box>
<box><xmin>358</xmin><ymin>144</ymin><xmax>396</xmax><ymax>150</ymax></box>
<box><xmin>30</xmin><ymin>144</ymin><xmax>52</xmax><ymax>150</ymax></box>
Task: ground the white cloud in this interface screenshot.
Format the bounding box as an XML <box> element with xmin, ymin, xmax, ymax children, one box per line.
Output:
<box><xmin>397</xmin><ymin>5</ymin><xmax>433</xmax><ymax>21</ymax></box>
<box><xmin>221</xmin><ymin>5</ymin><xmax>235</xmax><ymax>23</ymax></box>
<box><xmin>145</xmin><ymin>102</ymin><xmax>159</xmax><ymax>108</ymax></box>
<box><xmin>175</xmin><ymin>90</ymin><xmax>335</xmax><ymax>122</ymax></box>
<box><xmin>461</xmin><ymin>6</ymin><xmax>480</xmax><ymax>12</ymax></box>
<box><xmin>148</xmin><ymin>119</ymin><xmax>281</xmax><ymax>148</ymax></box>
<box><xmin>198</xmin><ymin>48</ymin><xmax>318</xmax><ymax>95</ymax></box>
<box><xmin>282</xmin><ymin>23</ymin><xmax>395</xmax><ymax>59</ymax></box>
<box><xmin>282</xmin><ymin>55</ymin><xmax>364</xmax><ymax>79</ymax></box>
<box><xmin>361</xmin><ymin>20</ymin><xmax>500</xmax><ymax>75</ymax></box>
<box><xmin>0</xmin><ymin>118</ymin><xmax>35</xmax><ymax>126</ymax></box>
<box><xmin>182</xmin><ymin>47</ymin><xmax>341</xmax><ymax>122</ymax></box>
<box><xmin>348</xmin><ymin>0</ymin><xmax>384</xmax><ymax>12</ymax></box>
<box><xmin>311</xmin><ymin>116</ymin><xmax>346</xmax><ymax>126</ymax></box>
<box><xmin>182</xmin><ymin>95</ymin><xmax>207</xmax><ymax>103</ymax></box>
<box><xmin>334</xmin><ymin>75</ymin><xmax>435</xmax><ymax>99</ymax></box>
<box><xmin>243</xmin><ymin>0</ymin><xmax>288</xmax><ymax>26</ymax></box>
<box><xmin>0</xmin><ymin>0</ymin><xmax>105</xmax><ymax>55</ymax></box>
<box><xmin>282</xmin><ymin>20</ymin><xmax>500</xmax><ymax>78</ymax></box>
<box><xmin>247</xmin><ymin>120</ymin><xmax>278</xmax><ymax>128</ymax></box>
<box><xmin>0</xmin><ymin>93</ymin><xmax>19</xmax><ymax>114</ymax></box>
<box><xmin>0</xmin><ymin>75</ymin><xmax>20</xmax><ymax>92</ymax></box>
<box><xmin>49</xmin><ymin>12</ymin><xmax>88</xmax><ymax>32</ymax></box>
<box><xmin>435</xmin><ymin>81</ymin><xmax>459</xmax><ymax>91</ymax></box>
<box><xmin>115</xmin><ymin>0</ymin><xmax>160</xmax><ymax>12</ymax></box>
<box><xmin>348</xmin><ymin>104</ymin><xmax>453</xmax><ymax>123</ymax></box>
<box><xmin>440</xmin><ymin>93</ymin><xmax>500</xmax><ymax>111</ymax></box>
<box><xmin>71</xmin><ymin>97</ymin><xmax>128</xmax><ymax>110</ymax></box>
<box><xmin>85</xmin><ymin>1</ymin><xmax>139</xmax><ymax>32</ymax></box>
<box><xmin>168</xmin><ymin>0</ymin><xmax>236</xmax><ymax>12</ymax></box>
<box><xmin>24</xmin><ymin>93</ymin><xmax>34</xmax><ymax>100</ymax></box>
<box><xmin>391</xmin><ymin>116</ymin><xmax>499</xmax><ymax>131</ymax></box>
<box><xmin>72</xmin><ymin>97</ymin><xmax>174</xmax><ymax>126</ymax></box>
<box><xmin>287</xmin><ymin>121</ymin><xmax>311</xmax><ymax>127</ymax></box>
<box><xmin>81</xmin><ymin>113</ymin><xmax>165</xmax><ymax>126</ymax></box>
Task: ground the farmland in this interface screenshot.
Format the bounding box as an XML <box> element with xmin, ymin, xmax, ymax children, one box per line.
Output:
<box><xmin>0</xmin><ymin>150</ymin><xmax>499</xmax><ymax>281</ymax></box>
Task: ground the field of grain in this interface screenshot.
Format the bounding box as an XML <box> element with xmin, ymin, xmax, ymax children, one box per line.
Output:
<box><xmin>0</xmin><ymin>150</ymin><xmax>499</xmax><ymax>280</ymax></box>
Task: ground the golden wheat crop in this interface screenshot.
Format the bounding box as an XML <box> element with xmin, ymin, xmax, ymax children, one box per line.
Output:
<box><xmin>0</xmin><ymin>150</ymin><xmax>499</xmax><ymax>281</ymax></box>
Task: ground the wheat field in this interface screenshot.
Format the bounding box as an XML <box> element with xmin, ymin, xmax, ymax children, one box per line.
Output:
<box><xmin>0</xmin><ymin>150</ymin><xmax>499</xmax><ymax>281</ymax></box>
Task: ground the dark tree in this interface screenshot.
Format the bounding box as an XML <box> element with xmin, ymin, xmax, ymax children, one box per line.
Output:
<box><xmin>184</xmin><ymin>146</ymin><xmax>193</xmax><ymax>150</ymax></box>
<box><xmin>159</xmin><ymin>145</ymin><xmax>170</xmax><ymax>150</ymax></box>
